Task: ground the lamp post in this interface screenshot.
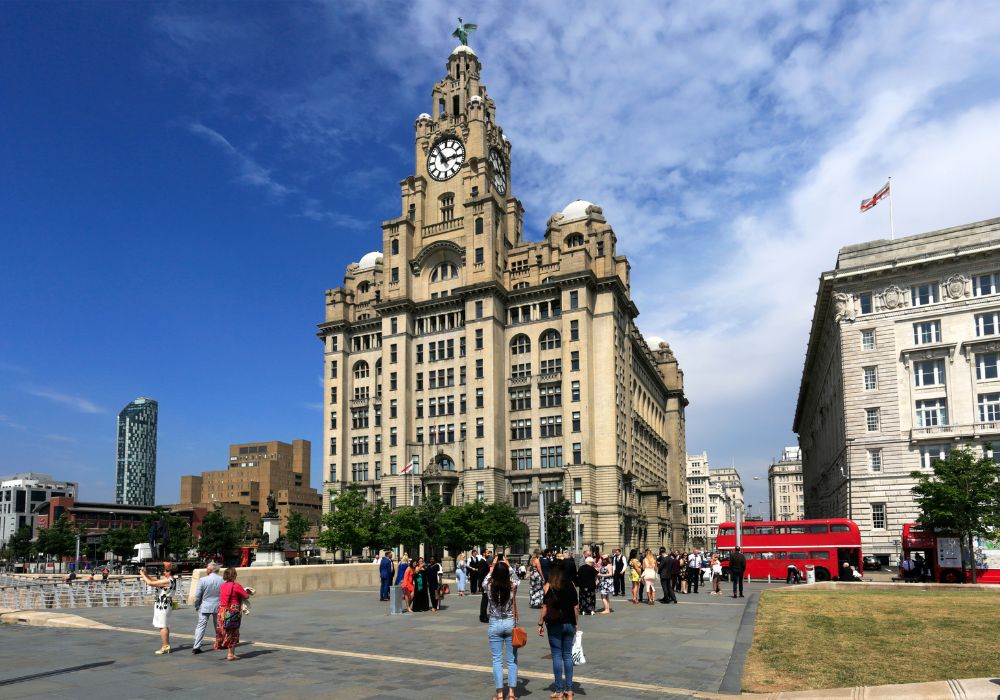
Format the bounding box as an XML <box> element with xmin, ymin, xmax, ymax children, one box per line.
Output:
<box><xmin>573</xmin><ymin>508</ymin><xmax>580</xmax><ymax>554</ymax></box>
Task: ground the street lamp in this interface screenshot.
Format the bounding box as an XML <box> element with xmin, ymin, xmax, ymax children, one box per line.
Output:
<box><xmin>572</xmin><ymin>508</ymin><xmax>581</xmax><ymax>554</ymax></box>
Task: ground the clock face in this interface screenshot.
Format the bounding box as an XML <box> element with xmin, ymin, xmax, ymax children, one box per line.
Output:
<box><xmin>427</xmin><ymin>138</ymin><xmax>466</xmax><ymax>181</ymax></box>
<box><xmin>488</xmin><ymin>147</ymin><xmax>507</xmax><ymax>195</ymax></box>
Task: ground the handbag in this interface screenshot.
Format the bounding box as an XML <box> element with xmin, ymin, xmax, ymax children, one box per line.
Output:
<box><xmin>511</xmin><ymin>625</ymin><xmax>527</xmax><ymax>649</ymax></box>
<box><xmin>220</xmin><ymin>583</ymin><xmax>243</xmax><ymax>630</ymax></box>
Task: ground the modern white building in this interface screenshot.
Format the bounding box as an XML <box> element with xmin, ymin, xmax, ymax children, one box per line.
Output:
<box><xmin>686</xmin><ymin>453</ymin><xmax>744</xmax><ymax>549</ymax></box>
<box><xmin>768</xmin><ymin>446</ymin><xmax>804</xmax><ymax>521</ymax></box>
<box><xmin>116</xmin><ymin>397</ymin><xmax>158</xmax><ymax>506</ymax></box>
<box><xmin>0</xmin><ymin>473</ymin><xmax>77</xmax><ymax>544</ymax></box>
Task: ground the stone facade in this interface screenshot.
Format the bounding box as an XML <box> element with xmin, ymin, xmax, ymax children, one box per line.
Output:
<box><xmin>686</xmin><ymin>454</ymin><xmax>743</xmax><ymax>549</ymax></box>
<box><xmin>320</xmin><ymin>45</ymin><xmax>687</xmax><ymax>555</ymax></box>
<box><xmin>767</xmin><ymin>447</ymin><xmax>804</xmax><ymax>521</ymax></box>
<box><xmin>794</xmin><ymin>217</ymin><xmax>1000</xmax><ymax>562</ymax></box>
<box><xmin>179</xmin><ymin>440</ymin><xmax>321</xmax><ymax>529</ymax></box>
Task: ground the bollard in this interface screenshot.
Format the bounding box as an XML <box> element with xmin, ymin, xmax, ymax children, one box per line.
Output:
<box><xmin>389</xmin><ymin>585</ymin><xmax>404</xmax><ymax>615</ymax></box>
<box><xmin>768</xmin><ymin>574</ymin><xmax>771</xmax><ymax>583</ymax></box>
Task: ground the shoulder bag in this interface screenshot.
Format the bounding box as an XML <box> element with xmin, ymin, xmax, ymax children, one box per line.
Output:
<box><xmin>511</xmin><ymin>624</ymin><xmax>527</xmax><ymax>649</ymax></box>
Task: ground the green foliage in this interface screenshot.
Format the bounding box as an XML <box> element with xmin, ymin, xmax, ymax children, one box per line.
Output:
<box><xmin>8</xmin><ymin>526</ymin><xmax>34</xmax><ymax>561</ymax></box>
<box><xmin>284</xmin><ymin>510</ymin><xmax>313</xmax><ymax>553</ymax></box>
<box><xmin>35</xmin><ymin>514</ymin><xmax>82</xmax><ymax>559</ymax></box>
<box><xmin>439</xmin><ymin>499</ymin><xmax>486</xmax><ymax>554</ymax></box>
<box><xmin>910</xmin><ymin>445</ymin><xmax>1000</xmax><ymax>582</ymax></box>
<box><xmin>101</xmin><ymin>526</ymin><xmax>144</xmax><ymax>559</ymax></box>
<box><xmin>385</xmin><ymin>505</ymin><xmax>425</xmax><ymax>554</ymax></box>
<box><xmin>482</xmin><ymin>501</ymin><xmax>527</xmax><ymax>551</ymax></box>
<box><xmin>418</xmin><ymin>493</ymin><xmax>446</xmax><ymax>548</ymax></box>
<box><xmin>198</xmin><ymin>506</ymin><xmax>240</xmax><ymax>558</ymax></box>
<box><xmin>545</xmin><ymin>498</ymin><xmax>573</xmax><ymax>550</ymax></box>
<box><xmin>319</xmin><ymin>487</ymin><xmax>372</xmax><ymax>553</ymax></box>
<box><xmin>141</xmin><ymin>507</ymin><xmax>193</xmax><ymax>559</ymax></box>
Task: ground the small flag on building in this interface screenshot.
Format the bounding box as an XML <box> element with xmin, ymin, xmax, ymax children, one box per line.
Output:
<box><xmin>402</xmin><ymin>460</ymin><xmax>414</xmax><ymax>475</ymax></box>
<box><xmin>860</xmin><ymin>181</ymin><xmax>890</xmax><ymax>212</ymax></box>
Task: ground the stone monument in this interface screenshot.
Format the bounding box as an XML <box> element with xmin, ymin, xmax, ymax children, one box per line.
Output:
<box><xmin>251</xmin><ymin>491</ymin><xmax>288</xmax><ymax>567</ymax></box>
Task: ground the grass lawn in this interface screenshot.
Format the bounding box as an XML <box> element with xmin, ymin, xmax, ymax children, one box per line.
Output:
<box><xmin>743</xmin><ymin>588</ymin><xmax>1000</xmax><ymax>692</ymax></box>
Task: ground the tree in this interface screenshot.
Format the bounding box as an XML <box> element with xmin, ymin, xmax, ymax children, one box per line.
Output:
<box><xmin>8</xmin><ymin>525</ymin><xmax>34</xmax><ymax>561</ymax></box>
<box><xmin>385</xmin><ymin>505</ymin><xmax>425</xmax><ymax>556</ymax></box>
<box><xmin>101</xmin><ymin>526</ymin><xmax>143</xmax><ymax>561</ymax></box>
<box><xmin>284</xmin><ymin>511</ymin><xmax>312</xmax><ymax>553</ymax></box>
<box><xmin>319</xmin><ymin>487</ymin><xmax>372</xmax><ymax>554</ymax></box>
<box><xmin>364</xmin><ymin>499</ymin><xmax>393</xmax><ymax>553</ymax></box>
<box><xmin>141</xmin><ymin>508</ymin><xmax>193</xmax><ymax>560</ymax></box>
<box><xmin>199</xmin><ymin>506</ymin><xmax>240</xmax><ymax>559</ymax></box>
<box><xmin>482</xmin><ymin>501</ymin><xmax>528</xmax><ymax>552</ymax></box>
<box><xmin>440</xmin><ymin>499</ymin><xmax>486</xmax><ymax>556</ymax></box>
<box><xmin>545</xmin><ymin>498</ymin><xmax>573</xmax><ymax>550</ymax></box>
<box><xmin>910</xmin><ymin>445</ymin><xmax>1000</xmax><ymax>583</ymax></box>
<box><xmin>35</xmin><ymin>514</ymin><xmax>82</xmax><ymax>568</ymax></box>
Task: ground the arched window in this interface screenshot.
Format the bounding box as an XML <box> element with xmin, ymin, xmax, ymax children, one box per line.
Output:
<box><xmin>391</xmin><ymin>239</ymin><xmax>399</xmax><ymax>255</ymax></box>
<box><xmin>540</xmin><ymin>329</ymin><xmax>561</xmax><ymax>350</ymax></box>
<box><xmin>565</xmin><ymin>234</ymin><xmax>585</xmax><ymax>248</ymax></box>
<box><xmin>513</xmin><ymin>282</ymin><xmax>529</xmax><ymax>290</ymax></box>
<box><xmin>440</xmin><ymin>193</ymin><xmax>455</xmax><ymax>221</ymax></box>
<box><xmin>510</xmin><ymin>334</ymin><xmax>531</xmax><ymax>355</ymax></box>
<box><xmin>374</xmin><ymin>359</ymin><xmax>382</xmax><ymax>378</ymax></box>
<box><xmin>438</xmin><ymin>455</ymin><xmax>455</xmax><ymax>471</ymax></box>
<box><xmin>431</xmin><ymin>262</ymin><xmax>458</xmax><ymax>282</ymax></box>
<box><xmin>358</xmin><ymin>281</ymin><xmax>370</xmax><ymax>294</ymax></box>
<box><xmin>353</xmin><ymin>360</ymin><xmax>370</xmax><ymax>379</ymax></box>
<box><xmin>475</xmin><ymin>217</ymin><xmax>484</xmax><ymax>234</ymax></box>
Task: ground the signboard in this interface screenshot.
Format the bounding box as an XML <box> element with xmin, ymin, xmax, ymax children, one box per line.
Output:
<box><xmin>974</xmin><ymin>537</ymin><xmax>1000</xmax><ymax>571</ymax></box>
<box><xmin>936</xmin><ymin>537</ymin><xmax>962</xmax><ymax>568</ymax></box>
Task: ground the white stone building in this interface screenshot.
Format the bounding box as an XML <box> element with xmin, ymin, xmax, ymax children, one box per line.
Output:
<box><xmin>768</xmin><ymin>447</ymin><xmax>804</xmax><ymax>521</ymax></box>
<box><xmin>686</xmin><ymin>453</ymin><xmax>744</xmax><ymax>549</ymax></box>
<box><xmin>0</xmin><ymin>473</ymin><xmax>77</xmax><ymax>544</ymax></box>
<box><xmin>794</xmin><ymin>217</ymin><xmax>1000</xmax><ymax>564</ymax></box>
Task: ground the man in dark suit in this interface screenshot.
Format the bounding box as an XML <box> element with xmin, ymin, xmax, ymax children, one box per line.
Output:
<box><xmin>468</xmin><ymin>549</ymin><xmax>481</xmax><ymax>594</ymax></box>
<box><xmin>480</xmin><ymin>549</ymin><xmax>494</xmax><ymax>591</ymax></box>
<box><xmin>562</xmin><ymin>550</ymin><xmax>578</xmax><ymax>585</ymax></box>
<box><xmin>611</xmin><ymin>549</ymin><xmax>626</xmax><ymax>596</ymax></box>
<box><xmin>671</xmin><ymin>551</ymin><xmax>683</xmax><ymax>592</ymax></box>
<box><xmin>729</xmin><ymin>546</ymin><xmax>747</xmax><ymax>598</ymax></box>
<box><xmin>657</xmin><ymin>548</ymin><xmax>677</xmax><ymax>604</ymax></box>
<box><xmin>540</xmin><ymin>548</ymin><xmax>552</xmax><ymax>582</ymax></box>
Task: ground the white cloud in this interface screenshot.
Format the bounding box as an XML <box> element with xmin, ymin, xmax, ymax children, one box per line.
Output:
<box><xmin>23</xmin><ymin>388</ymin><xmax>105</xmax><ymax>414</ymax></box>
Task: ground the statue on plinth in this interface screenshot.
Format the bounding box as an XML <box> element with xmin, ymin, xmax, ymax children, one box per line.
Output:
<box><xmin>266</xmin><ymin>491</ymin><xmax>277</xmax><ymax>516</ymax></box>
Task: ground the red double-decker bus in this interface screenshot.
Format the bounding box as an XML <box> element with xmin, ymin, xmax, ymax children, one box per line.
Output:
<box><xmin>901</xmin><ymin>523</ymin><xmax>1000</xmax><ymax>584</ymax></box>
<box><xmin>716</xmin><ymin>518</ymin><xmax>863</xmax><ymax>582</ymax></box>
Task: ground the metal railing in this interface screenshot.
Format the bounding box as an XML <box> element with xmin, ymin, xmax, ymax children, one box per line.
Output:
<box><xmin>0</xmin><ymin>575</ymin><xmax>190</xmax><ymax>611</ymax></box>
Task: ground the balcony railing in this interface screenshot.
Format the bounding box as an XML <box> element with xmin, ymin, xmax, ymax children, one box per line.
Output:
<box><xmin>910</xmin><ymin>421</ymin><xmax>1000</xmax><ymax>441</ymax></box>
<box><xmin>350</xmin><ymin>397</ymin><xmax>370</xmax><ymax>408</ymax></box>
<box><xmin>422</xmin><ymin>217</ymin><xmax>464</xmax><ymax>237</ymax></box>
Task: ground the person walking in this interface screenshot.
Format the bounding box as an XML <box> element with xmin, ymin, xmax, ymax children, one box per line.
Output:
<box><xmin>191</xmin><ymin>561</ymin><xmax>223</xmax><ymax>654</ymax></box>
<box><xmin>658</xmin><ymin>549</ymin><xmax>677</xmax><ymax>604</ymax></box>
<box><xmin>538</xmin><ymin>565</ymin><xmax>579</xmax><ymax>700</ymax></box>
<box><xmin>528</xmin><ymin>550</ymin><xmax>545</xmax><ymax>608</ymax></box>
<box><xmin>483</xmin><ymin>560</ymin><xmax>520</xmax><ymax>700</ymax></box>
<box><xmin>710</xmin><ymin>555</ymin><xmax>723</xmax><ymax>594</ymax></box>
<box><xmin>215</xmin><ymin>567</ymin><xmax>254</xmax><ymax>661</ymax></box>
<box><xmin>540</xmin><ymin>548</ymin><xmax>553</xmax><ymax>582</ymax></box>
<box><xmin>140</xmin><ymin>563</ymin><xmax>176</xmax><ymax>655</ymax></box>
<box><xmin>597</xmin><ymin>555</ymin><xmax>615</xmax><ymax>613</ymax></box>
<box><xmin>455</xmin><ymin>553</ymin><xmax>468</xmax><ymax>596</ymax></box>
<box><xmin>687</xmin><ymin>549</ymin><xmax>701</xmax><ymax>594</ymax></box>
<box><xmin>611</xmin><ymin>548</ymin><xmax>625</xmax><ymax>597</ymax></box>
<box><xmin>729</xmin><ymin>546</ymin><xmax>747</xmax><ymax>598</ymax></box>
<box><xmin>577</xmin><ymin>556</ymin><xmax>598</xmax><ymax>615</ymax></box>
<box><xmin>642</xmin><ymin>550</ymin><xmax>658</xmax><ymax>605</ymax></box>
<box><xmin>379</xmin><ymin>550</ymin><xmax>394</xmax><ymax>601</ymax></box>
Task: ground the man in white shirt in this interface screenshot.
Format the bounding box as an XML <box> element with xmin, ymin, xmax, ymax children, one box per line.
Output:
<box><xmin>687</xmin><ymin>549</ymin><xmax>701</xmax><ymax>593</ymax></box>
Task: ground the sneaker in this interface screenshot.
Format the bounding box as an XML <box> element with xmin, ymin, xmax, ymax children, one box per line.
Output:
<box><xmin>192</xmin><ymin>648</ymin><xmax>203</xmax><ymax>655</ymax></box>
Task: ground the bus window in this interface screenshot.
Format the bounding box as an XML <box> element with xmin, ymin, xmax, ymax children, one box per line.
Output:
<box><xmin>744</xmin><ymin>552</ymin><xmax>755</xmax><ymax>559</ymax></box>
<box><xmin>741</xmin><ymin>526</ymin><xmax>756</xmax><ymax>535</ymax></box>
<box><xmin>718</xmin><ymin>527</ymin><xmax>734</xmax><ymax>536</ymax></box>
<box><xmin>788</xmin><ymin>525</ymin><xmax>807</xmax><ymax>534</ymax></box>
<box><xmin>830</xmin><ymin>524</ymin><xmax>851</xmax><ymax>533</ymax></box>
<box><xmin>809</xmin><ymin>551</ymin><xmax>831</xmax><ymax>559</ymax></box>
<box><xmin>776</xmin><ymin>552</ymin><xmax>787</xmax><ymax>559</ymax></box>
<box><xmin>789</xmin><ymin>552</ymin><xmax>808</xmax><ymax>559</ymax></box>
<box><xmin>757</xmin><ymin>526</ymin><xmax>774</xmax><ymax>535</ymax></box>
<box><xmin>759</xmin><ymin>551</ymin><xmax>775</xmax><ymax>560</ymax></box>
<box><xmin>806</xmin><ymin>525</ymin><xmax>828</xmax><ymax>534</ymax></box>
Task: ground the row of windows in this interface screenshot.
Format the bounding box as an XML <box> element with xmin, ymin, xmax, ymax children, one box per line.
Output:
<box><xmin>859</xmin><ymin>312</ymin><xmax>1000</xmax><ymax>354</ymax></box>
<box><xmin>858</xmin><ymin>273</ymin><xmax>1000</xmax><ymax>315</ymax></box>
<box><xmin>864</xmin><ymin>392</ymin><xmax>1000</xmax><ymax>433</ymax></box>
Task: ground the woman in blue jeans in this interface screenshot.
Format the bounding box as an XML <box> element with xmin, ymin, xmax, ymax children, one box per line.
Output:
<box><xmin>483</xmin><ymin>559</ymin><xmax>520</xmax><ymax>700</ymax></box>
<box><xmin>538</xmin><ymin>565</ymin><xmax>579</xmax><ymax>700</ymax></box>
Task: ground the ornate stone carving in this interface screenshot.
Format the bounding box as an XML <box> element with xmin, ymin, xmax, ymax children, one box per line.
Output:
<box><xmin>880</xmin><ymin>284</ymin><xmax>907</xmax><ymax>310</ymax></box>
<box><xmin>943</xmin><ymin>274</ymin><xmax>968</xmax><ymax>300</ymax></box>
<box><xmin>833</xmin><ymin>292</ymin><xmax>856</xmax><ymax>322</ymax></box>
<box><xmin>408</xmin><ymin>240</ymin><xmax>466</xmax><ymax>275</ymax></box>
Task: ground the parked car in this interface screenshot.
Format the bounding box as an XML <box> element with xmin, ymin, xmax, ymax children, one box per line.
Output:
<box><xmin>863</xmin><ymin>555</ymin><xmax>882</xmax><ymax>570</ymax></box>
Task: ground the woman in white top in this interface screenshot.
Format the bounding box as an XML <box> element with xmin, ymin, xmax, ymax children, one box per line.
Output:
<box><xmin>140</xmin><ymin>562</ymin><xmax>176</xmax><ymax>655</ymax></box>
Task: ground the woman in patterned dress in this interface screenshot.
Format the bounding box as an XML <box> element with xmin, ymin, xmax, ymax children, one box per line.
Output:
<box><xmin>140</xmin><ymin>562</ymin><xmax>176</xmax><ymax>655</ymax></box>
<box><xmin>528</xmin><ymin>550</ymin><xmax>544</xmax><ymax>608</ymax></box>
<box><xmin>598</xmin><ymin>555</ymin><xmax>615</xmax><ymax>614</ymax></box>
<box><xmin>215</xmin><ymin>567</ymin><xmax>254</xmax><ymax>660</ymax></box>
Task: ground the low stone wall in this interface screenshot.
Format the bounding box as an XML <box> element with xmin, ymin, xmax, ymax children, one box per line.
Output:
<box><xmin>186</xmin><ymin>563</ymin><xmax>378</xmax><ymax>604</ymax></box>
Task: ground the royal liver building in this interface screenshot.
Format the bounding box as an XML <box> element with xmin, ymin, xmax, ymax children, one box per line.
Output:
<box><xmin>320</xmin><ymin>43</ymin><xmax>688</xmax><ymax>553</ymax></box>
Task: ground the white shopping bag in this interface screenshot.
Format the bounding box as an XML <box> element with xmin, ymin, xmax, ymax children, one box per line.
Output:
<box><xmin>571</xmin><ymin>629</ymin><xmax>586</xmax><ymax>666</ymax></box>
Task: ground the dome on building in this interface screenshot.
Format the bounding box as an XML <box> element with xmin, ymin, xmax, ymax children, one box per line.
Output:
<box><xmin>469</xmin><ymin>95</ymin><xmax>482</xmax><ymax>105</ymax></box>
<box><xmin>451</xmin><ymin>45</ymin><xmax>477</xmax><ymax>57</ymax></box>
<box><xmin>356</xmin><ymin>251</ymin><xmax>383</xmax><ymax>271</ymax></box>
<box><xmin>560</xmin><ymin>199</ymin><xmax>596</xmax><ymax>222</ymax></box>
<box><xmin>417</xmin><ymin>112</ymin><xmax>432</xmax><ymax>121</ymax></box>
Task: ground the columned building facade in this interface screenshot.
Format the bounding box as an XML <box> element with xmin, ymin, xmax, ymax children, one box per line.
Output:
<box><xmin>795</xmin><ymin>217</ymin><xmax>1000</xmax><ymax>564</ymax></box>
<box><xmin>320</xmin><ymin>45</ymin><xmax>687</xmax><ymax>554</ymax></box>
<box><xmin>768</xmin><ymin>447</ymin><xmax>804</xmax><ymax>521</ymax></box>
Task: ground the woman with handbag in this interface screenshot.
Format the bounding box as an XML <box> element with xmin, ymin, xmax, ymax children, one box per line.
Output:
<box><xmin>215</xmin><ymin>567</ymin><xmax>255</xmax><ymax>661</ymax></box>
<box><xmin>483</xmin><ymin>560</ymin><xmax>520</xmax><ymax>700</ymax></box>
<box><xmin>538</xmin><ymin>565</ymin><xmax>579</xmax><ymax>700</ymax></box>
<box><xmin>140</xmin><ymin>563</ymin><xmax>176</xmax><ymax>655</ymax></box>
<box><xmin>627</xmin><ymin>549</ymin><xmax>641</xmax><ymax>605</ymax></box>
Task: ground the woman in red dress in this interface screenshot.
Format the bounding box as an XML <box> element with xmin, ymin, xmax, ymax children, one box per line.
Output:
<box><xmin>215</xmin><ymin>567</ymin><xmax>254</xmax><ymax>660</ymax></box>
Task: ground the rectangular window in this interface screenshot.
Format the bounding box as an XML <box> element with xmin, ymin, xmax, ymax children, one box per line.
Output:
<box><xmin>913</xmin><ymin>359</ymin><xmax>945</xmax><ymax>386</ymax></box>
<box><xmin>868</xmin><ymin>449</ymin><xmax>882</xmax><ymax>472</ymax></box>
<box><xmin>973</xmin><ymin>272</ymin><xmax>1000</xmax><ymax>297</ymax></box>
<box><xmin>861</xmin><ymin>329</ymin><xmax>875</xmax><ymax>350</ymax></box>
<box><xmin>476</xmin><ymin>417</ymin><xmax>484</xmax><ymax>438</ymax></box>
<box><xmin>510</xmin><ymin>449</ymin><xmax>532</xmax><ymax>471</ymax></box>
<box><xmin>330</xmin><ymin>360</ymin><xmax>338</xmax><ymax>379</ymax></box>
<box><xmin>915</xmin><ymin>398</ymin><xmax>948</xmax><ymax>428</ymax></box>
<box><xmin>475</xmin><ymin>247</ymin><xmax>484</xmax><ymax>264</ymax></box>
<box><xmin>911</xmin><ymin>283</ymin><xmax>939</xmax><ymax>307</ymax></box>
<box><xmin>476</xmin><ymin>388</ymin><xmax>484</xmax><ymax>408</ymax></box>
<box><xmin>476</xmin><ymin>447</ymin><xmax>485</xmax><ymax>469</ymax></box>
<box><xmin>866</xmin><ymin>408</ymin><xmax>880</xmax><ymax>432</ymax></box>
<box><xmin>863</xmin><ymin>366</ymin><xmax>878</xmax><ymax>391</ymax></box>
<box><xmin>330</xmin><ymin>411</ymin><xmax>337</xmax><ymax>429</ymax></box>
<box><xmin>390</xmin><ymin>344</ymin><xmax>397</xmax><ymax>363</ymax></box>
<box><xmin>475</xmin><ymin>328</ymin><xmax>484</xmax><ymax>349</ymax></box>
<box><xmin>570</xmin><ymin>320</ymin><xmax>579</xmax><ymax>341</ymax></box>
<box><xmin>416</xmin><ymin>399</ymin><xmax>423</xmax><ymax>419</ymax></box>
<box><xmin>570</xmin><ymin>351</ymin><xmax>580</xmax><ymax>371</ymax></box>
<box><xmin>390</xmin><ymin>427</ymin><xmax>397</xmax><ymax>447</ymax></box>
<box><xmin>539</xmin><ymin>445</ymin><xmax>563</xmax><ymax>468</ymax></box>
<box><xmin>976</xmin><ymin>312</ymin><xmax>1000</xmax><ymax>337</ymax></box>
<box><xmin>571</xmin><ymin>381</ymin><xmax>581</xmax><ymax>402</ymax></box>
<box><xmin>391</xmin><ymin>318</ymin><xmax>398</xmax><ymax>334</ymax></box>
<box><xmin>329</xmin><ymin>436</ymin><xmax>336</xmax><ymax>455</ymax></box>
<box><xmin>978</xmin><ymin>393</ymin><xmax>1000</xmax><ymax>423</ymax></box>
<box><xmin>859</xmin><ymin>292</ymin><xmax>873</xmax><ymax>315</ymax></box>
<box><xmin>919</xmin><ymin>444</ymin><xmax>949</xmax><ymax>469</ymax></box>
<box><xmin>871</xmin><ymin>503</ymin><xmax>886</xmax><ymax>530</ymax></box>
<box><xmin>512</xmin><ymin>481</ymin><xmax>532</xmax><ymax>509</ymax></box>
<box><xmin>913</xmin><ymin>320</ymin><xmax>942</xmax><ymax>345</ymax></box>
<box><xmin>539</xmin><ymin>415</ymin><xmax>563</xmax><ymax>437</ymax></box>
<box><xmin>390</xmin><ymin>372</ymin><xmax>397</xmax><ymax>391</ymax></box>
<box><xmin>977</xmin><ymin>353</ymin><xmax>1000</xmax><ymax>380</ymax></box>
<box><xmin>389</xmin><ymin>487</ymin><xmax>397</xmax><ymax>509</ymax></box>
<box><xmin>509</xmin><ymin>389</ymin><xmax>531</xmax><ymax>411</ymax></box>
<box><xmin>541</xmin><ymin>479</ymin><xmax>563</xmax><ymax>505</ymax></box>
<box><xmin>416</xmin><ymin>427</ymin><xmax>423</xmax><ymax>443</ymax></box>
<box><xmin>416</xmin><ymin>344</ymin><xmax>423</xmax><ymax>363</ymax></box>
<box><xmin>569</xmin><ymin>290</ymin><xmax>579</xmax><ymax>309</ymax></box>
<box><xmin>476</xmin><ymin>359</ymin><xmax>484</xmax><ymax>379</ymax></box>
<box><xmin>460</xmin><ymin>394</ymin><xmax>467</xmax><ymax>413</ymax></box>
<box><xmin>390</xmin><ymin>456</ymin><xmax>398</xmax><ymax>475</ymax></box>
<box><xmin>572</xmin><ymin>442</ymin><xmax>582</xmax><ymax>465</ymax></box>
<box><xmin>573</xmin><ymin>478</ymin><xmax>583</xmax><ymax>504</ymax></box>
<box><xmin>572</xmin><ymin>411</ymin><xmax>581</xmax><ymax>432</ymax></box>
<box><xmin>476</xmin><ymin>481</ymin><xmax>485</xmax><ymax>501</ymax></box>
<box><xmin>540</xmin><ymin>358</ymin><xmax>561</xmax><ymax>375</ymax></box>
<box><xmin>510</xmin><ymin>363</ymin><xmax>531</xmax><ymax>379</ymax></box>
<box><xmin>475</xmin><ymin>301</ymin><xmax>484</xmax><ymax>319</ymax></box>
<box><xmin>510</xmin><ymin>418</ymin><xmax>532</xmax><ymax>440</ymax></box>
<box><xmin>390</xmin><ymin>399</ymin><xmax>397</xmax><ymax>419</ymax></box>
<box><xmin>539</xmin><ymin>383</ymin><xmax>562</xmax><ymax>408</ymax></box>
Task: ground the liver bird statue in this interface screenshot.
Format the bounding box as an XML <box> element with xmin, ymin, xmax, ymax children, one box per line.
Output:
<box><xmin>452</xmin><ymin>17</ymin><xmax>477</xmax><ymax>46</ymax></box>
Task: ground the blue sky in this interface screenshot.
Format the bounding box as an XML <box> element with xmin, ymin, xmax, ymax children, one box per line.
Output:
<box><xmin>3</xmin><ymin>1</ymin><xmax>1000</xmax><ymax>514</ymax></box>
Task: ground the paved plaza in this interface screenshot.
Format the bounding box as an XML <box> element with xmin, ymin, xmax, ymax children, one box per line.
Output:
<box><xmin>0</xmin><ymin>582</ymin><xmax>785</xmax><ymax>699</ymax></box>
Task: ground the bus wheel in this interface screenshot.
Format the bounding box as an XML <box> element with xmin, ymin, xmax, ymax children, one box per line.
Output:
<box><xmin>940</xmin><ymin>571</ymin><xmax>961</xmax><ymax>584</ymax></box>
<box><xmin>815</xmin><ymin>567</ymin><xmax>831</xmax><ymax>582</ymax></box>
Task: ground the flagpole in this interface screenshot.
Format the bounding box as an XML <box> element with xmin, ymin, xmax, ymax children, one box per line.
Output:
<box><xmin>888</xmin><ymin>176</ymin><xmax>895</xmax><ymax>241</ymax></box>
